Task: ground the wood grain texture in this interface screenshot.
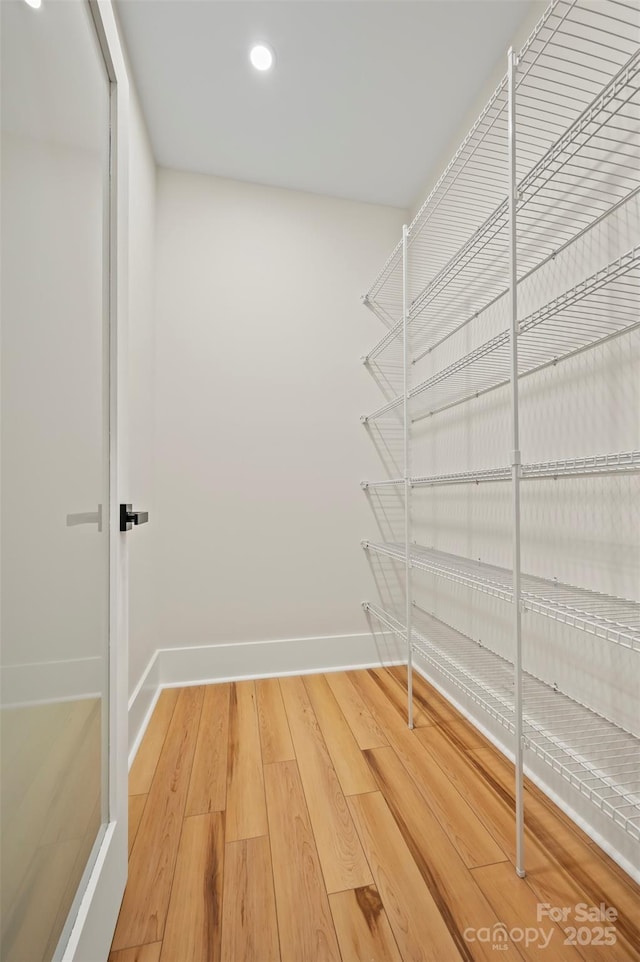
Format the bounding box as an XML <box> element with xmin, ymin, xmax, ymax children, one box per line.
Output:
<box><xmin>471</xmin><ymin>748</ymin><xmax>640</xmax><ymax>961</ymax></box>
<box><xmin>348</xmin><ymin>791</ymin><xmax>464</xmax><ymax>962</ymax></box>
<box><xmin>128</xmin><ymin>795</ymin><xmax>147</xmax><ymax>857</ymax></box>
<box><xmin>129</xmin><ymin>689</ymin><xmax>180</xmax><ymax>796</ymax></box>
<box><xmin>329</xmin><ymin>886</ymin><xmax>402</xmax><ymax>962</ymax></box>
<box><xmin>220</xmin><ymin>835</ymin><xmax>280</xmax><ymax>962</ymax></box>
<box><xmin>415</xmin><ymin>724</ymin><xmax>518</xmax><ymax>861</ymax></box>
<box><xmin>366</xmin><ymin>668</ymin><xmax>430</xmax><ymax>727</ymax></box>
<box><xmin>353</xmin><ymin>669</ymin><xmax>506</xmax><ymax>868</ymax></box>
<box><xmin>279</xmin><ymin>675</ymin><xmax>373</xmax><ymax>893</ymax></box>
<box><xmin>445</xmin><ymin>718</ymin><xmax>498</xmax><ymax>752</ymax></box>
<box><xmin>256</xmin><ymin>678</ymin><xmax>295</xmax><ymax>764</ymax></box>
<box><xmin>264</xmin><ymin>760</ymin><xmax>340</xmax><ymax>962</ymax></box>
<box><xmin>387</xmin><ymin>665</ymin><xmax>459</xmax><ymax>725</ymax></box>
<box><xmin>112</xmin><ymin>686</ymin><xmax>204</xmax><ymax>950</ymax></box>
<box><xmin>159</xmin><ymin>813</ymin><xmax>224</xmax><ymax>962</ymax></box>
<box><xmin>303</xmin><ymin>673</ymin><xmax>377</xmax><ymax>796</ymax></box>
<box><xmin>324</xmin><ymin>671</ymin><xmax>388</xmax><ymax>750</ymax></box>
<box><xmin>414</xmin><ymin>725</ymin><xmax>640</xmax><ymax>962</ymax></box>
<box><xmin>226</xmin><ymin>681</ymin><xmax>268</xmax><ymax>842</ymax></box>
<box><xmin>365</xmin><ymin>746</ymin><xmax>513</xmax><ymax>962</ymax></box>
<box><xmin>116</xmin><ymin>672</ymin><xmax>640</xmax><ymax>962</ymax></box>
<box><xmin>471</xmin><ymin>861</ymin><xmax>583</xmax><ymax>962</ymax></box>
<box><xmin>186</xmin><ymin>683</ymin><xmax>230</xmax><ymax>816</ymax></box>
<box><xmin>109</xmin><ymin>943</ymin><xmax>162</xmax><ymax>962</ymax></box>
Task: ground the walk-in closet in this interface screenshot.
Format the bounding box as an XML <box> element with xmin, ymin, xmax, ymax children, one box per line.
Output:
<box><xmin>1</xmin><ymin>0</ymin><xmax>638</xmax><ymax>960</ymax></box>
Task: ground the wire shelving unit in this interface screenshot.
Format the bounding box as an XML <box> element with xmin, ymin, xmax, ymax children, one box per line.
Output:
<box><xmin>364</xmin><ymin>601</ymin><xmax>640</xmax><ymax>843</ymax></box>
<box><xmin>363</xmin><ymin>540</ymin><xmax>640</xmax><ymax>652</ymax></box>
<box><xmin>359</xmin><ymin>0</ymin><xmax>640</xmax><ymax>880</ymax></box>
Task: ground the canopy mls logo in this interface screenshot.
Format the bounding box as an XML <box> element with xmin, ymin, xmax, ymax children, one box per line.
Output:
<box><xmin>464</xmin><ymin>902</ymin><xmax>618</xmax><ymax>951</ymax></box>
<box><xmin>463</xmin><ymin>923</ymin><xmax>554</xmax><ymax>951</ymax></box>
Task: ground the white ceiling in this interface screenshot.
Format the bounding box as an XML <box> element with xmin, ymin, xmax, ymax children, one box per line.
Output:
<box><xmin>116</xmin><ymin>0</ymin><xmax>539</xmax><ymax>209</ymax></box>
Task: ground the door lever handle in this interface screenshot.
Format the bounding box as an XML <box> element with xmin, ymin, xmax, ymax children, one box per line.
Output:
<box><xmin>120</xmin><ymin>504</ymin><xmax>149</xmax><ymax>532</ymax></box>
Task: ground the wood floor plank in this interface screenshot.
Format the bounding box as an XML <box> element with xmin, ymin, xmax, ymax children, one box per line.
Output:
<box><xmin>111</xmin><ymin>686</ymin><xmax>205</xmax><ymax>950</ymax></box>
<box><xmin>109</xmin><ymin>944</ymin><xmax>162</xmax><ymax>962</ymax></box>
<box><xmin>128</xmin><ymin>794</ymin><xmax>147</xmax><ymax>858</ymax></box>
<box><xmin>414</xmin><ymin>725</ymin><xmax>640</xmax><ymax>962</ymax></box>
<box><xmin>329</xmin><ymin>886</ymin><xmax>402</xmax><ymax>962</ymax></box>
<box><xmin>185</xmin><ymin>683</ymin><xmax>231</xmax><ymax>816</ymax></box>
<box><xmin>367</xmin><ymin>667</ymin><xmax>430</xmax><ymax>727</ymax></box>
<box><xmin>226</xmin><ymin>681</ymin><xmax>268</xmax><ymax>842</ymax></box>
<box><xmin>364</xmin><ymin>746</ymin><xmax>515</xmax><ymax>962</ymax></box>
<box><xmin>387</xmin><ymin>665</ymin><xmax>459</xmax><ymax>725</ymax></box>
<box><xmin>414</xmin><ymin>724</ymin><xmax>519</xmax><ymax>861</ymax></box>
<box><xmin>352</xmin><ymin>669</ymin><xmax>506</xmax><ymax>868</ymax></box>
<box><xmin>445</xmin><ymin>718</ymin><xmax>499</xmax><ymax>752</ymax></box>
<box><xmin>112</xmin><ymin>673</ymin><xmax>640</xmax><ymax>962</ymax></box>
<box><xmin>256</xmin><ymin>678</ymin><xmax>295</xmax><ymax>764</ymax></box>
<box><xmin>471</xmin><ymin>748</ymin><xmax>640</xmax><ymax>960</ymax></box>
<box><xmin>471</xmin><ymin>862</ymin><xmax>583</xmax><ymax>962</ymax></box>
<box><xmin>264</xmin><ymin>760</ymin><xmax>340</xmax><ymax>962</ymax></box>
<box><xmin>159</xmin><ymin>812</ymin><xmax>224</xmax><ymax>962</ymax></box>
<box><xmin>303</xmin><ymin>673</ymin><xmax>377</xmax><ymax>796</ymax></box>
<box><xmin>220</xmin><ymin>835</ymin><xmax>280</xmax><ymax>962</ymax></box>
<box><xmin>279</xmin><ymin>675</ymin><xmax>373</xmax><ymax>893</ymax></box>
<box><xmin>129</xmin><ymin>689</ymin><xmax>180</xmax><ymax>796</ymax></box>
<box><xmin>324</xmin><ymin>671</ymin><xmax>388</xmax><ymax>750</ymax></box>
<box><xmin>348</xmin><ymin>791</ymin><xmax>464</xmax><ymax>962</ymax></box>
<box><xmin>348</xmin><ymin>669</ymin><xmax>412</xmax><ymax>736</ymax></box>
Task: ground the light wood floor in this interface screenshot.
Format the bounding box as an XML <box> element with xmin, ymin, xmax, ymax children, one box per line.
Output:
<box><xmin>110</xmin><ymin>668</ymin><xmax>640</xmax><ymax>962</ymax></box>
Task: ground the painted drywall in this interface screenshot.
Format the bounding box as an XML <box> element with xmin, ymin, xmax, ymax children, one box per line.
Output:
<box><xmin>126</xmin><ymin>80</ymin><xmax>158</xmax><ymax>696</ymax></box>
<box><xmin>151</xmin><ymin>168</ymin><xmax>405</xmax><ymax>660</ymax></box>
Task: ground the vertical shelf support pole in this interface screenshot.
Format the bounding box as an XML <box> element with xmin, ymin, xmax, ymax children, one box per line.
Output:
<box><xmin>508</xmin><ymin>47</ymin><xmax>525</xmax><ymax>878</ymax></box>
<box><xmin>402</xmin><ymin>223</ymin><xmax>414</xmax><ymax>729</ymax></box>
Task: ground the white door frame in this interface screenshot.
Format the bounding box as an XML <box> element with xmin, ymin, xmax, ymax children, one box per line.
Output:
<box><xmin>61</xmin><ymin>3</ymin><xmax>130</xmax><ymax>959</ymax></box>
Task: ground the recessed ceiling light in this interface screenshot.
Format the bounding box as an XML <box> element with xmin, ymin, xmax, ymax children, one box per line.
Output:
<box><xmin>250</xmin><ymin>44</ymin><xmax>274</xmax><ymax>72</ymax></box>
<box><xmin>23</xmin><ymin>0</ymin><xmax>42</xmax><ymax>8</ymax></box>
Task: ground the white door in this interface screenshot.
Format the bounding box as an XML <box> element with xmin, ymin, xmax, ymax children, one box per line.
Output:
<box><xmin>0</xmin><ymin>2</ymin><xmax>128</xmax><ymax>960</ymax></box>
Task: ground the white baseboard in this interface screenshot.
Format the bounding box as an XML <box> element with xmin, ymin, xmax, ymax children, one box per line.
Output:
<box><xmin>128</xmin><ymin>629</ymin><xmax>403</xmax><ymax>761</ymax></box>
<box><xmin>127</xmin><ymin>652</ymin><xmax>161</xmax><ymax>769</ymax></box>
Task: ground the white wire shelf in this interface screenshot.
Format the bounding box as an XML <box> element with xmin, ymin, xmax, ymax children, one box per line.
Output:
<box><xmin>364</xmin><ymin>0</ymin><xmax>640</xmax><ymax>360</ymax></box>
<box><xmin>361</xmin><ymin>479</ymin><xmax>406</xmax><ymax>490</ymax></box>
<box><xmin>362</xmin><ymin>251</ymin><xmax>640</xmax><ymax>424</ymax></box>
<box><xmin>362</xmin><ymin>541</ymin><xmax>640</xmax><ymax>652</ymax></box>
<box><xmin>362</xmin><ymin>282</ymin><xmax>402</xmax><ymax>330</ymax></box>
<box><xmin>363</xmin><ymin>600</ymin><xmax>640</xmax><ymax>843</ymax></box>
<box><xmin>361</xmin><ymin>395</ymin><xmax>404</xmax><ymax>424</ymax></box>
<box><xmin>410</xmin><ymin>248</ymin><xmax>640</xmax><ymax>422</ymax></box>
<box><xmin>361</xmin><ymin>450</ymin><xmax>640</xmax><ymax>489</ymax></box>
<box><xmin>409</xmin><ymin>51</ymin><xmax>640</xmax><ymax>357</ymax></box>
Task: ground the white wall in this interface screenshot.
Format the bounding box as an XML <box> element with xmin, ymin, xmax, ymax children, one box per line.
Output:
<box><xmin>126</xmin><ymin>82</ymin><xmax>158</xmax><ymax>696</ymax></box>
<box><xmin>151</xmin><ymin>169</ymin><xmax>405</xmax><ymax>662</ymax></box>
